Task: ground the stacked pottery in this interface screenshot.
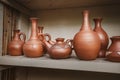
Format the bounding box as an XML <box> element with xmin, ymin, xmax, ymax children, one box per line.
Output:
<box><xmin>73</xmin><ymin>10</ymin><xmax>101</xmax><ymax>60</ymax></box>
<box><xmin>106</xmin><ymin>36</ymin><xmax>120</xmax><ymax>62</ymax></box>
<box><xmin>8</xmin><ymin>29</ymin><xmax>26</xmax><ymax>56</ymax></box>
<box><xmin>23</xmin><ymin>18</ymin><xmax>44</xmax><ymax>57</ymax></box>
<box><xmin>93</xmin><ymin>18</ymin><xmax>109</xmax><ymax>58</ymax></box>
<box><xmin>43</xmin><ymin>36</ymin><xmax>72</xmax><ymax>59</ymax></box>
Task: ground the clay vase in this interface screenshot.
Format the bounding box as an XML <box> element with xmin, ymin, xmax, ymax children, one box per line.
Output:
<box><xmin>73</xmin><ymin>10</ymin><xmax>101</xmax><ymax>60</ymax></box>
<box><xmin>93</xmin><ymin>18</ymin><xmax>109</xmax><ymax>58</ymax></box>
<box><xmin>43</xmin><ymin>37</ymin><xmax>72</xmax><ymax>59</ymax></box>
<box><xmin>23</xmin><ymin>18</ymin><xmax>44</xmax><ymax>57</ymax></box>
<box><xmin>106</xmin><ymin>36</ymin><xmax>120</xmax><ymax>62</ymax></box>
<box><xmin>8</xmin><ymin>29</ymin><xmax>26</xmax><ymax>56</ymax></box>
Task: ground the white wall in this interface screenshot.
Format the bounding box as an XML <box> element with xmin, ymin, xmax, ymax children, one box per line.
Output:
<box><xmin>34</xmin><ymin>5</ymin><xmax>120</xmax><ymax>43</ymax></box>
<box><xmin>17</xmin><ymin>13</ymin><xmax>30</xmax><ymax>40</ymax></box>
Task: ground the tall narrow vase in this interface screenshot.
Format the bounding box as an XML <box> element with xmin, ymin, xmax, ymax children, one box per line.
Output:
<box><xmin>73</xmin><ymin>10</ymin><xmax>101</xmax><ymax>60</ymax></box>
<box><xmin>23</xmin><ymin>18</ymin><xmax>44</xmax><ymax>57</ymax></box>
<box><xmin>93</xmin><ymin>18</ymin><xmax>109</xmax><ymax>58</ymax></box>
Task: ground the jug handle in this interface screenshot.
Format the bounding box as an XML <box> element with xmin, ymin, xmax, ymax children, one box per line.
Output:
<box><xmin>43</xmin><ymin>33</ymin><xmax>51</xmax><ymax>42</ymax></box>
<box><xmin>38</xmin><ymin>33</ymin><xmax>44</xmax><ymax>41</ymax></box>
<box><xmin>66</xmin><ymin>39</ymin><xmax>73</xmax><ymax>49</ymax></box>
<box><xmin>19</xmin><ymin>32</ymin><xmax>26</xmax><ymax>42</ymax></box>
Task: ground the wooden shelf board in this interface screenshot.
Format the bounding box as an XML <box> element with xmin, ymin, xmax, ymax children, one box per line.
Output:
<box><xmin>0</xmin><ymin>54</ymin><xmax>120</xmax><ymax>74</ymax></box>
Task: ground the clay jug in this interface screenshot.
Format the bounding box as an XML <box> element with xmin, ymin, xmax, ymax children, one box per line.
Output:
<box><xmin>73</xmin><ymin>10</ymin><xmax>101</xmax><ymax>60</ymax></box>
<box><xmin>93</xmin><ymin>18</ymin><xmax>109</xmax><ymax>58</ymax></box>
<box><xmin>38</xmin><ymin>27</ymin><xmax>55</xmax><ymax>45</ymax></box>
<box><xmin>23</xmin><ymin>18</ymin><xmax>44</xmax><ymax>57</ymax></box>
<box><xmin>43</xmin><ymin>36</ymin><xmax>72</xmax><ymax>59</ymax></box>
<box><xmin>38</xmin><ymin>26</ymin><xmax>47</xmax><ymax>54</ymax></box>
<box><xmin>106</xmin><ymin>36</ymin><xmax>120</xmax><ymax>62</ymax></box>
<box><xmin>8</xmin><ymin>29</ymin><xmax>26</xmax><ymax>56</ymax></box>
<box><xmin>38</xmin><ymin>26</ymin><xmax>44</xmax><ymax>41</ymax></box>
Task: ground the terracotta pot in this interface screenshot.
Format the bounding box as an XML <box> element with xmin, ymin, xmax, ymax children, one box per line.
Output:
<box><xmin>73</xmin><ymin>10</ymin><xmax>101</xmax><ymax>60</ymax></box>
<box><xmin>23</xmin><ymin>18</ymin><xmax>44</xmax><ymax>57</ymax></box>
<box><xmin>43</xmin><ymin>36</ymin><xmax>72</xmax><ymax>59</ymax></box>
<box><xmin>93</xmin><ymin>18</ymin><xmax>109</xmax><ymax>58</ymax></box>
<box><xmin>106</xmin><ymin>36</ymin><xmax>120</xmax><ymax>62</ymax></box>
<box><xmin>8</xmin><ymin>29</ymin><xmax>26</xmax><ymax>56</ymax></box>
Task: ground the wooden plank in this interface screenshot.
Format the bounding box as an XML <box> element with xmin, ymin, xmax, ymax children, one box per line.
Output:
<box><xmin>1</xmin><ymin>0</ymin><xmax>31</xmax><ymax>16</ymax></box>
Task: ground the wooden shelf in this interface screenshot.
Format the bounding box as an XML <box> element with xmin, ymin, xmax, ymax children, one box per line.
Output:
<box><xmin>0</xmin><ymin>54</ymin><xmax>120</xmax><ymax>74</ymax></box>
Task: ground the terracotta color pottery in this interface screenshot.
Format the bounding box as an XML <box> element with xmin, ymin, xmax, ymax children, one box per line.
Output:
<box><xmin>8</xmin><ymin>29</ymin><xmax>26</xmax><ymax>56</ymax></box>
<box><xmin>43</xmin><ymin>37</ymin><xmax>72</xmax><ymax>59</ymax></box>
<box><xmin>73</xmin><ymin>10</ymin><xmax>101</xmax><ymax>60</ymax></box>
<box><xmin>23</xmin><ymin>18</ymin><xmax>44</xmax><ymax>57</ymax></box>
<box><xmin>43</xmin><ymin>33</ymin><xmax>55</xmax><ymax>45</ymax></box>
<box><xmin>106</xmin><ymin>36</ymin><xmax>120</xmax><ymax>62</ymax></box>
<box><xmin>38</xmin><ymin>26</ymin><xmax>47</xmax><ymax>54</ymax></box>
<box><xmin>93</xmin><ymin>18</ymin><xmax>109</xmax><ymax>58</ymax></box>
<box><xmin>38</xmin><ymin>26</ymin><xmax>44</xmax><ymax>41</ymax></box>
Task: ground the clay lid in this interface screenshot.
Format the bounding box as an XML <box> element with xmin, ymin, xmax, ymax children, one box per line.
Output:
<box><xmin>111</xmin><ymin>36</ymin><xmax>120</xmax><ymax>39</ymax></box>
<box><xmin>56</xmin><ymin>38</ymin><xmax>64</xmax><ymax>42</ymax></box>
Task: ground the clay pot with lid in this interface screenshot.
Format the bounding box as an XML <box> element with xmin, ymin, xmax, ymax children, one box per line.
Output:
<box><xmin>93</xmin><ymin>18</ymin><xmax>109</xmax><ymax>58</ymax></box>
<box><xmin>43</xmin><ymin>35</ymin><xmax>72</xmax><ymax>59</ymax></box>
<box><xmin>23</xmin><ymin>18</ymin><xmax>44</xmax><ymax>57</ymax></box>
<box><xmin>8</xmin><ymin>29</ymin><xmax>26</xmax><ymax>56</ymax></box>
<box><xmin>106</xmin><ymin>36</ymin><xmax>120</xmax><ymax>62</ymax></box>
<box><xmin>73</xmin><ymin>10</ymin><xmax>101</xmax><ymax>60</ymax></box>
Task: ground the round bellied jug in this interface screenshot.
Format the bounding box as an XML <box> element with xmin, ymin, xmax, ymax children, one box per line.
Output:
<box><xmin>23</xmin><ymin>18</ymin><xmax>44</xmax><ymax>57</ymax></box>
<box><xmin>8</xmin><ymin>29</ymin><xmax>26</xmax><ymax>56</ymax></box>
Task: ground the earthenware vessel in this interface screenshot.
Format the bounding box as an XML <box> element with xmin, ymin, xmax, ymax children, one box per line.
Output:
<box><xmin>93</xmin><ymin>18</ymin><xmax>109</xmax><ymax>58</ymax></box>
<box><xmin>8</xmin><ymin>29</ymin><xmax>26</xmax><ymax>56</ymax></box>
<box><xmin>106</xmin><ymin>36</ymin><xmax>120</xmax><ymax>62</ymax></box>
<box><xmin>38</xmin><ymin>26</ymin><xmax>47</xmax><ymax>54</ymax></box>
<box><xmin>73</xmin><ymin>10</ymin><xmax>101</xmax><ymax>60</ymax></box>
<box><xmin>23</xmin><ymin>18</ymin><xmax>44</xmax><ymax>57</ymax></box>
<box><xmin>43</xmin><ymin>36</ymin><xmax>72</xmax><ymax>59</ymax></box>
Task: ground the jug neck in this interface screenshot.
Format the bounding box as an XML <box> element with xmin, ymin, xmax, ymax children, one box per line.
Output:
<box><xmin>111</xmin><ymin>36</ymin><xmax>120</xmax><ymax>43</ymax></box>
<box><xmin>13</xmin><ymin>29</ymin><xmax>21</xmax><ymax>40</ymax></box>
<box><xmin>94</xmin><ymin>18</ymin><xmax>102</xmax><ymax>28</ymax></box>
<box><xmin>80</xmin><ymin>10</ymin><xmax>92</xmax><ymax>30</ymax></box>
<box><xmin>30</xmin><ymin>18</ymin><xmax>39</xmax><ymax>39</ymax></box>
<box><xmin>38</xmin><ymin>26</ymin><xmax>44</xmax><ymax>33</ymax></box>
